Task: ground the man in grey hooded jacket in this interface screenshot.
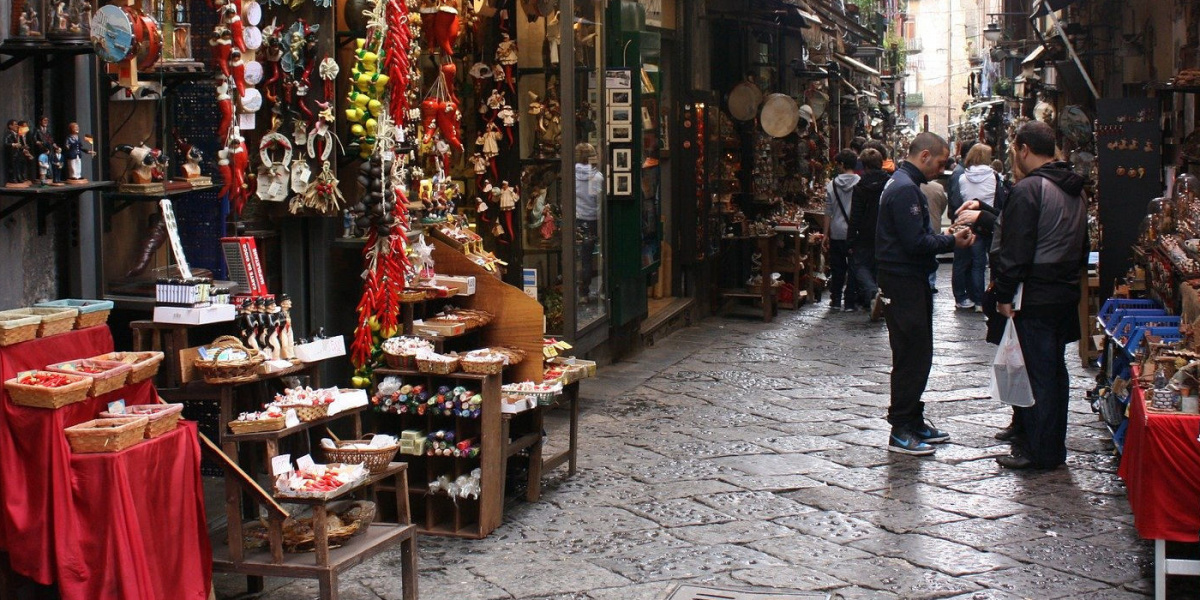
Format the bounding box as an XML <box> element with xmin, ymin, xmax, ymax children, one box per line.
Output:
<box><xmin>824</xmin><ymin>149</ymin><xmax>861</xmax><ymax>311</ymax></box>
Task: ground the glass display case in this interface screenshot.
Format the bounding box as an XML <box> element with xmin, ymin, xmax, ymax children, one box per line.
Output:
<box><xmin>569</xmin><ymin>0</ymin><xmax>607</xmax><ymax>335</ymax></box>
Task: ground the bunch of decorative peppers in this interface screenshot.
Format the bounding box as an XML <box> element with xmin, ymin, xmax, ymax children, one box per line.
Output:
<box><xmin>17</xmin><ymin>372</ymin><xmax>77</xmax><ymax>388</ymax></box>
<box><xmin>346</xmin><ymin>39</ymin><xmax>388</xmax><ymax>160</ymax></box>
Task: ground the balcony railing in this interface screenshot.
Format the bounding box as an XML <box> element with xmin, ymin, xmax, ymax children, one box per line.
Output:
<box><xmin>905</xmin><ymin>38</ymin><xmax>923</xmax><ymax>54</ymax></box>
<box><xmin>905</xmin><ymin>92</ymin><xmax>924</xmax><ymax>107</ymax></box>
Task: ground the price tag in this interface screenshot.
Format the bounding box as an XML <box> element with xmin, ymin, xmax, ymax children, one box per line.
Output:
<box><xmin>296</xmin><ymin>454</ymin><xmax>315</xmax><ymax>472</ymax></box>
<box><xmin>284</xmin><ymin>409</ymin><xmax>300</xmax><ymax>428</ymax></box>
<box><xmin>369</xmin><ymin>435</ymin><xmax>391</xmax><ymax>448</ymax></box>
<box><xmin>271</xmin><ymin>453</ymin><xmax>292</xmax><ymax>477</ymax></box>
<box><xmin>267</xmin><ymin>181</ymin><xmax>285</xmax><ymax>201</ymax></box>
<box><xmin>107</xmin><ymin>399</ymin><xmax>126</xmax><ymax>414</ymax></box>
<box><xmin>239</xmin><ymin>113</ymin><xmax>256</xmax><ymax>131</ymax></box>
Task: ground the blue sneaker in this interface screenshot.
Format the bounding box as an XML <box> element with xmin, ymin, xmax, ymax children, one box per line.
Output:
<box><xmin>888</xmin><ymin>428</ymin><xmax>935</xmax><ymax>456</ymax></box>
<box><xmin>911</xmin><ymin>420</ymin><xmax>951</xmax><ymax>444</ymax></box>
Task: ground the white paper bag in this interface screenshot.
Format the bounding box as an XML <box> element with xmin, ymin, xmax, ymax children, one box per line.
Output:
<box><xmin>990</xmin><ymin>319</ymin><xmax>1035</xmax><ymax>407</ymax></box>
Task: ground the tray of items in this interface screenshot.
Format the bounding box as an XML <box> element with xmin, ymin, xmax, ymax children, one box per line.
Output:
<box><xmin>91</xmin><ymin>351</ymin><xmax>165</xmax><ymax>384</ymax></box>
<box><xmin>381</xmin><ymin>336</ymin><xmax>435</xmax><ymax>369</ymax></box>
<box><xmin>34</xmin><ymin>299</ymin><xmax>114</xmax><ymax>329</ymax></box>
<box><xmin>274</xmin><ymin>462</ymin><xmax>368</xmax><ymax>501</ymax></box>
<box><xmin>270</xmin><ymin>386</ymin><xmax>339</xmax><ymax>422</ymax></box>
<box><xmin>64</xmin><ymin>416</ymin><xmax>148</xmax><ymax>453</ymax></box>
<box><xmin>416</xmin><ymin>352</ymin><xmax>461</xmax><ymax>375</ymax></box>
<box><xmin>194</xmin><ymin>336</ymin><xmax>264</xmax><ymax>384</ymax></box>
<box><xmin>4</xmin><ymin>371</ymin><xmax>94</xmax><ymax>409</ymax></box>
<box><xmin>502</xmin><ymin>381</ymin><xmax>563</xmax><ymax>406</ymax></box>
<box><xmin>100</xmin><ymin>403</ymin><xmax>184</xmax><ymax>438</ymax></box>
<box><xmin>44</xmin><ymin>359</ymin><xmax>132</xmax><ymax>397</ymax></box>
<box><xmin>459</xmin><ymin>349</ymin><xmax>507</xmax><ymax>375</ymax></box>
<box><xmin>319</xmin><ymin>434</ymin><xmax>400</xmax><ymax>474</ymax></box>
<box><xmin>228</xmin><ymin>407</ymin><xmax>286</xmax><ymax>434</ymax></box>
<box><xmin>0</xmin><ymin>311</ymin><xmax>41</xmax><ymax>346</ymax></box>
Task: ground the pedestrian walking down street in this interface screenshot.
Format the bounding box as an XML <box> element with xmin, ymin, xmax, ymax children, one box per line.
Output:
<box><xmin>825</xmin><ymin>149</ymin><xmax>861</xmax><ymax>312</ymax></box>
<box><xmin>847</xmin><ymin>148</ymin><xmax>888</xmax><ymax>319</ymax></box>
<box><xmin>947</xmin><ymin>142</ymin><xmax>977</xmax><ymax>309</ymax></box>
<box><xmin>865</xmin><ymin>139</ymin><xmax>896</xmax><ymax>174</ymax></box>
<box><xmin>876</xmin><ymin>133</ymin><xmax>975</xmax><ymax>455</ymax></box>
<box><xmin>986</xmin><ymin>121</ymin><xmax>1089</xmax><ymax>470</ymax></box>
<box><xmin>955</xmin><ymin>144</ymin><xmax>1010</xmax><ymax>313</ymax></box>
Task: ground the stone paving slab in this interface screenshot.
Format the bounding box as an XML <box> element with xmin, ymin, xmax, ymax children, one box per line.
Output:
<box><xmin>228</xmin><ymin>271</ymin><xmax>1200</xmax><ymax>600</ymax></box>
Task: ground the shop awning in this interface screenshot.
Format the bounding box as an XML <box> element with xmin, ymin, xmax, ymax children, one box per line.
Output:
<box><xmin>835</xmin><ymin>53</ymin><xmax>881</xmax><ymax>77</ymax></box>
<box><xmin>965</xmin><ymin>98</ymin><xmax>1004</xmax><ymax>112</ymax></box>
<box><xmin>1021</xmin><ymin>44</ymin><xmax>1047</xmax><ymax>65</ymax></box>
<box><xmin>804</xmin><ymin>0</ymin><xmax>880</xmax><ymax>45</ymax></box>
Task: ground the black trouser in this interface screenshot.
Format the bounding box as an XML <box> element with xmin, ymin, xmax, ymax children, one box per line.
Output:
<box><xmin>1012</xmin><ymin>304</ymin><xmax>1077</xmax><ymax>467</ymax></box>
<box><xmin>879</xmin><ymin>270</ymin><xmax>934</xmax><ymax>429</ymax></box>
<box><xmin>828</xmin><ymin>239</ymin><xmax>858</xmax><ymax>307</ymax></box>
<box><xmin>577</xmin><ymin>219</ymin><xmax>597</xmax><ymax>295</ymax></box>
<box><xmin>851</xmin><ymin>246</ymin><xmax>877</xmax><ymax>306</ymax></box>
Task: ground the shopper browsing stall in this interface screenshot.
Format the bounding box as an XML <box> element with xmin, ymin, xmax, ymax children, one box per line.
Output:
<box><xmin>986</xmin><ymin>121</ymin><xmax>1089</xmax><ymax>470</ymax></box>
<box><xmin>824</xmin><ymin>149</ymin><xmax>861</xmax><ymax>312</ymax></box>
<box><xmin>954</xmin><ymin>144</ymin><xmax>1009</xmax><ymax>312</ymax></box>
<box><xmin>876</xmin><ymin>133</ymin><xmax>974</xmax><ymax>455</ymax></box>
<box><xmin>947</xmin><ymin>141</ymin><xmax>977</xmax><ymax>309</ymax></box>
<box><xmin>847</xmin><ymin>148</ymin><xmax>888</xmax><ymax>318</ymax></box>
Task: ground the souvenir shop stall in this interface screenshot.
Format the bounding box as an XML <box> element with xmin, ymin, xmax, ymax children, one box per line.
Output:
<box><xmin>1</xmin><ymin>0</ymin><xmax>595</xmax><ymax>598</ymax></box>
<box><xmin>681</xmin><ymin>4</ymin><xmax>848</xmax><ymax>321</ymax></box>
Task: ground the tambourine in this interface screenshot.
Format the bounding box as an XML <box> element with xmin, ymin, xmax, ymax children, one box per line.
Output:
<box><xmin>728</xmin><ymin>80</ymin><xmax>763</xmax><ymax>122</ymax></box>
<box><xmin>244</xmin><ymin>61</ymin><xmax>263</xmax><ymax>85</ymax></box>
<box><xmin>133</xmin><ymin>11</ymin><xmax>162</xmax><ymax>71</ymax></box>
<box><xmin>240</xmin><ymin>88</ymin><xmax>263</xmax><ymax>113</ymax></box>
<box><xmin>243</xmin><ymin>26</ymin><xmax>263</xmax><ymax>51</ymax></box>
<box><xmin>243</xmin><ymin>1</ymin><xmax>263</xmax><ymax>26</ymax></box>
<box><xmin>90</xmin><ymin>5</ymin><xmax>136</xmax><ymax>63</ymax></box>
<box><xmin>761</xmin><ymin>93</ymin><xmax>799</xmax><ymax>138</ymax></box>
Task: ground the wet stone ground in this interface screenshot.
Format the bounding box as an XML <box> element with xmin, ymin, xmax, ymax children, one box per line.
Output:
<box><xmin>218</xmin><ymin>270</ymin><xmax>1200</xmax><ymax>600</ymax></box>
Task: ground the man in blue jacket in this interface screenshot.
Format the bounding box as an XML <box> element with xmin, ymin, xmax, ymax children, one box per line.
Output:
<box><xmin>877</xmin><ymin>132</ymin><xmax>975</xmax><ymax>455</ymax></box>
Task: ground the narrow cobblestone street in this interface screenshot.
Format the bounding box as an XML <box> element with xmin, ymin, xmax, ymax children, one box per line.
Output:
<box><xmin>228</xmin><ymin>272</ymin><xmax>1200</xmax><ymax>600</ymax></box>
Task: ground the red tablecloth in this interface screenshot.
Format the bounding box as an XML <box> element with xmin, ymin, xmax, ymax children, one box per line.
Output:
<box><xmin>1119</xmin><ymin>373</ymin><xmax>1200</xmax><ymax>542</ymax></box>
<box><xmin>0</xmin><ymin>326</ymin><xmax>211</xmax><ymax>599</ymax></box>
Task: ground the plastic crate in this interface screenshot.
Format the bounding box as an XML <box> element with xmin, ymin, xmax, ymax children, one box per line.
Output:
<box><xmin>1113</xmin><ymin>315</ymin><xmax>1181</xmax><ymax>346</ymax></box>
<box><xmin>1097</xmin><ymin>298</ymin><xmax>1160</xmax><ymax>330</ymax></box>
<box><xmin>1121</xmin><ymin>326</ymin><xmax>1184</xmax><ymax>358</ymax></box>
<box><xmin>1103</xmin><ymin>308</ymin><xmax>1168</xmax><ymax>337</ymax></box>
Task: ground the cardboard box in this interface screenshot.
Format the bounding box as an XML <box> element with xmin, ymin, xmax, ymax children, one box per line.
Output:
<box><xmin>293</xmin><ymin>335</ymin><xmax>346</xmax><ymax>363</ymax></box>
<box><xmin>220</xmin><ymin>237</ymin><xmax>268</xmax><ymax>296</ymax></box>
<box><xmin>153</xmin><ymin>304</ymin><xmax>236</xmax><ymax>325</ymax></box>
<box><xmin>432</xmin><ymin>275</ymin><xmax>476</xmax><ymax>296</ymax></box>
<box><xmin>412</xmin><ymin>321</ymin><xmax>466</xmax><ymax>337</ymax></box>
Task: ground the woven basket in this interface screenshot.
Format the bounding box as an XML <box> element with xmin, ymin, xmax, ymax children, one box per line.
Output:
<box><xmin>275</xmin><ymin>403</ymin><xmax>329</xmax><ymax>422</ymax></box>
<box><xmin>4</xmin><ymin>371</ymin><xmax>92</xmax><ymax>409</ymax></box>
<box><xmin>76</xmin><ymin>310</ymin><xmax>112</xmax><ymax>329</ymax></box>
<box><xmin>194</xmin><ymin>336</ymin><xmax>264</xmax><ymax>384</ymax></box>
<box><xmin>93</xmin><ymin>351</ymin><xmax>165</xmax><ymax>384</ymax></box>
<box><xmin>399</xmin><ymin>289</ymin><xmax>429</xmax><ymax>303</ymax></box>
<box><xmin>229</xmin><ymin>416</ymin><xmax>286</xmax><ymax>434</ymax></box>
<box><xmin>24</xmin><ymin>308</ymin><xmax>79</xmax><ymax>337</ymax></box>
<box><xmin>383</xmin><ymin>352</ymin><xmax>418</xmax><ymax>370</ymax></box>
<box><xmin>0</xmin><ymin>312</ymin><xmax>40</xmax><ymax>347</ymax></box>
<box><xmin>417</xmin><ymin>357</ymin><xmax>460</xmax><ymax>375</ymax></box>
<box><xmin>101</xmin><ymin>403</ymin><xmax>183</xmax><ymax>438</ymax></box>
<box><xmin>64</xmin><ymin>417</ymin><xmax>148</xmax><ymax>453</ymax></box>
<box><xmin>34</xmin><ymin>299</ymin><xmax>113</xmax><ymax>329</ymax></box>
<box><xmin>45</xmin><ymin>359</ymin><xmax>131</xmax><ymax>397</ymax></box>
<box><xmin>461</xmin><ymin>358</ymin><xmax>505</xmax><ymax>375</ymax></box>
<box><xmin>321</xmin><ymin>435</ymin><xmax>400</xmax><ymax>473</ymax></box>
<box><xmin>243</xmin><ymin>501</ymin><xmax>375</xmax><ymax>553</ymax></box>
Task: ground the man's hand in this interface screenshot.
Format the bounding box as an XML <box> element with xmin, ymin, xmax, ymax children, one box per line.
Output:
<box><xmin>956</xmin><ymin>199</ymin><xmax>981</xmax><ymax>216</ymax></box>
<box><xmin>952</xmin><ymin>226</ymin><xmax>975</xmax><ymax>248</ymax></box>
<box><xmin>998</xmin><ymin>303</ymin><xmax>1015</xmax><ymax>318</ymax></box>
<box><xmin>955</xmin><ymin>210</ymin><xmax>981</xmax><ymax>227</ymax></box>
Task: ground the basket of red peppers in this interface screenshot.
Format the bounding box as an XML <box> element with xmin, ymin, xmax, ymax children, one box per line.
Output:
<box><xmin>45</xmin><ymin>359</ymin><xmax>132</xmax><ymax>397</ymax></box>
<box><xmin>4</xmin><ymin>371</ymin><xmax>93</xmax><ymax>409</ymax></box>
<box><xmin>274</xmin><ymin>463</ymin><xmax>368</xmax><ymax>501</ymax></box>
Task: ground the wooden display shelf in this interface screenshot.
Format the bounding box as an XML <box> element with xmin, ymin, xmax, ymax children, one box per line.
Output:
<box><xmin>715</xmin><ymin>233</ymin><xmax>778</xmax><ymax>322</ymax></box>
<box><xmin>222</xmin><ymin>405</ymin><xmax>368</xmax><ymax>445</ymax></box>
<box><xmin>275</xmin><ymin>463</ymin><xmax>408</xmax><ymax>505</ymax></box>
<box><xmin>211</xmin><ymin>523</ymin><xmax>417</xmax><ymax>600</ymax></box>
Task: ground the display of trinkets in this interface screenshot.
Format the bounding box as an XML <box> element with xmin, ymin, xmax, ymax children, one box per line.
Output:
<box><xmin>372</xmin><ymin>377</ymin><xmax>483</xmax><ymax>418</ymax></box>
<box><xmin>428</xmin><ymin>468</ymin><xmax>481</xmax><ymax>499</ymax></box>
<box><xmin>155</xmin><ymin>277</ymin><xmax>213</xmax><ymax>307</ymax></box>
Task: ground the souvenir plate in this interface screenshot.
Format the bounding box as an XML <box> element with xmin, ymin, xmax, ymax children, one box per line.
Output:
<box><xmin>90</xmin><ymin>5</ymin><xmax>136</xmax><ymax>63</ymax></box>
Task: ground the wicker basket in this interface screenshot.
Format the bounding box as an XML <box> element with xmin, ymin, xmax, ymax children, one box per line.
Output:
<box><xmin>383</xmin><ymin>352</ymin><xmax>418</xmax><ymax>370</ymax></box>
<box><xmin>194</xmin><ymin>336</ymin><xmax>264</xmax><ymax>384</ymax></box>
<box><xmin>45</xmin><ymin>359</ymin><xmax>132</xmax><ymax>397</ymax></box>
<box><xmin>4</xmin><ymin>371</ymin><xmax>93</xmax><ymax>409</ymax></box>
<box><xmin>321</xmin><ymin>435</ymin><xmax>400</xmax><ymax>473</ymax></box>
<box><xmin>92</xmin><ymin>351</ymin><xmax>165</xmax><ymax>384</ymax></box>
<box><xmin>417</xmin><ymin>356</ymin><xmax>460</xmax><ymax>375</ymax></box>
<box><xmin>64</xmin><ymin>417</ymin><xmax>148</xmax><ymax>453</ymax></box>
<box><xmin>101</xmin><ymin>403</ymin><xmax>183</xmax><ymax>438</ymax></box>
<box><xmin>229</xmin><ymin>416</ymin><xmax>286</xmax><ymax>434</ymax></box>
<box><xmin>399</xmin><ymin>289</ymin><xmax>429</xmax><ymax>303</ymax></box>
<box><xmin>0</xmin><ymin>312</ymin><xmax>40</xmax><ymax>347</ymax></box>
<box><xmin>19</xmin><ymin>307</ymin><xmax>79</xmax><ymax>338</ymax></box>
<box><xmin>243</xmin><ymin>501</ymin><xmax>376</xmax><ymax>553</ymax></box>
<box><xmin>34</xmin><ymin>299</ymin><xmax>114</xmax><ymax>329</ymax></box>
<box><xmin>275</xmin><ymin>403</ymin><xmax>330</xmax><ymax>422</ymax></box>
<box><xmin>461</xmin><ymin>357</ymin><xmax>505</xmax><ymax>375</ymax></box>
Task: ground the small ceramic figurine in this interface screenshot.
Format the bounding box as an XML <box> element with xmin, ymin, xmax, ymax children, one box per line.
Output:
<box><xmin>63</xmin><ymin>122</ymin><xmax>94</xmax><ymax>183</ymax></box>
<box><xmin>49</xmin><ymin>144</ymin><xmax>64</xmax><ymax>185</ymax></box>
<box><xmin>278</xmin><ymin>294</ymin><xmax>296</xmax><ymax>360</ymax></box>
<box><xmin>264</xmin><ymin>297</ymin><xmax>283</xmax><ymax>360</ymax></box>
<box><xmin>5</xmin><ymin>120</ymin><xmax>30</xmax><ymax>187</ymax></box>
<box><xmin>236</xmin><ymin>299</ymin><xmax>256</xmax><ymax>349</ymax></box>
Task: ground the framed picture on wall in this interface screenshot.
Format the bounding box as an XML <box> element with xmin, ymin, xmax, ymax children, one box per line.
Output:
<box><xmin>608</xmin><ymin>125</ymin><xmax>633</xmax><ymax>143</ymax></box>
<box><xmin>607</xmin><ymin>89</ymin><xmax>632</xmax><ymax>107</ymax></box>
<box><xmin>613</xmin><ymin>148</ymin><xmax>632</xmax><ymax>172</ymax></box>
<box><xmin>613</xmin><ymin>172</ymin><xmax>633</xmax><ymax>196</ymax></box>
<box><xmin>608</xmin><ymin>106</ymin><xmax>633</xmax><ymax>125</ymax></box>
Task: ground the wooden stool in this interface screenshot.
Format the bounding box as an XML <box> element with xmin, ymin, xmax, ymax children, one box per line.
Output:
<box><xmin>130</xmin><ymin>320</ymin><xmax>192</xmax><ymax>388</ymax></box>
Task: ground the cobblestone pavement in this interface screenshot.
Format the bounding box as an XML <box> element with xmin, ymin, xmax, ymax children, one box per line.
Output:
<box><xmin>220</xmin><ymin>270</ymin><xmax>1200</xmax><ymax>600</ymax></box>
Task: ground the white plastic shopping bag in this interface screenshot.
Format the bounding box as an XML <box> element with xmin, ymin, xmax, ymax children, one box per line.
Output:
<box><xmin>990</xmin><ymin>319</ymin><xmax>1035</xmax><ymax>407</ymax></box>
